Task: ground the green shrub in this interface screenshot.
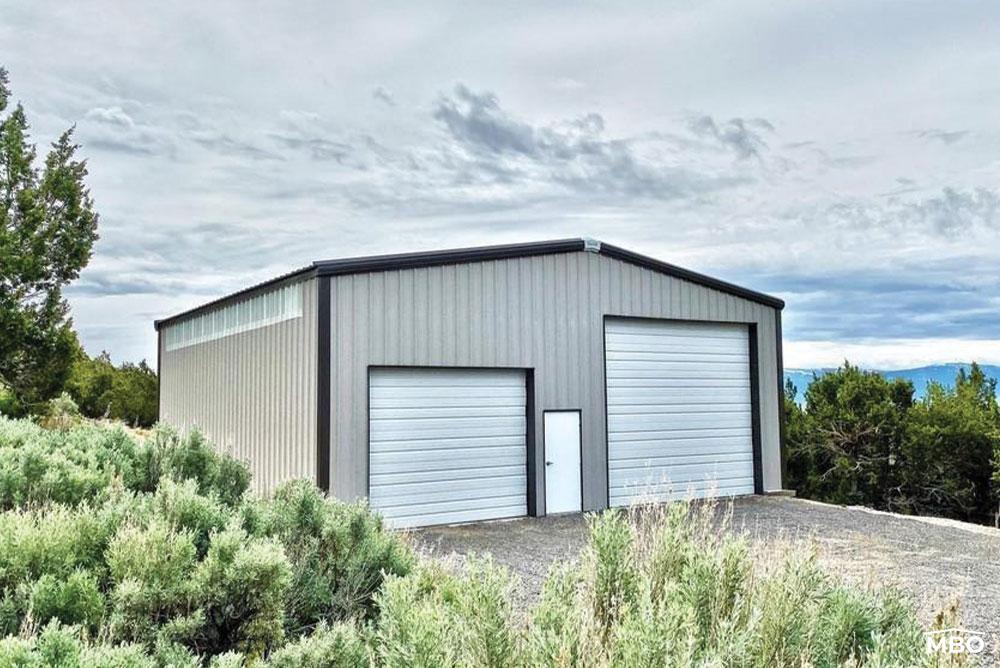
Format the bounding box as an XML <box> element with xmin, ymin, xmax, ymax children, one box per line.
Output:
<box><xmin>154</xmin><ymin>478</ymin><xmax>228</xmax><ymax>556</ymax></box>
<box><xmin>0</xmin><ymin>418</ymin><xmax>249</xmax><ymax>511</ymax></box>
<box><xmin>264</xmin><ymin>623</ymin><xmax>369</xmax><ymax>668</ymax></box>
<box><xmin>145</xmin><ymin>427</ymin><xmax>250</xmax><ymax>506</ymax></box>
<box><xmin>587</xmin><ymin>509</ymin><xmax>638</xmax><ymax>636</ymax></box>
<box><xmin>193</xmin><ymin>524</ymin><xmax>292</xmax><ymax>659</ymax></box>
<box><xmin>367</xmin><ymin>503</ymin><xmax>932</xmax><ymax>667</ymax></box>
<box><xmin>244</xmin><ymin>480</ymin><xmax>414</xmax><ymax>633</ymax></box>
<box><xmin>0</xmin><ymin>621</ymin><xmax>156</xmax><ymax>668</ymax></box>
<box><xmin>375</xmin><ymin>559</ymin><xmax>523</xmax><ymax>668</ymax></box>
<box><xmin>40</xmin><ymin>392</ymin><xmax>82</xmax><ymax>430</ymax></box>
<box><xmin>526</xmin><ymin>562</ymin><xmax>595</xmax><ymax>666</ymax></box>
<box><xmin>105</xmin><ymin>520</ymin><xmax>199</xmax><ymax>644</ymax></box>
<box><xmin>0</xmin><ymin>416</ymin><xmax>937</xmax><ymax>667</ymax></box>
<box><xmin>29</xmin><ymin>570</ymin><xmax>104</xmax><ymax>631</ymax></box>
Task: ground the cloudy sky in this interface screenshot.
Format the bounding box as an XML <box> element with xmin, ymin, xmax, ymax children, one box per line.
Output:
<box><xmin>3</xmin><ymin>1</ymin><xmax>999</xmax><ymax>369</ymax></box>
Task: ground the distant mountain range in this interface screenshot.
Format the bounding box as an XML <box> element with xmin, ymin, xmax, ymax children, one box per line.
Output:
<box><xmin>784</xmin><ymin>363</ymin><xmax>1000</xmax><ymax>403</ymax></box>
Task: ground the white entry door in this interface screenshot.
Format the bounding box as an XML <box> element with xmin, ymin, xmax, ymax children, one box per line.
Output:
<box><xmin>544</xmin><ymin>411</ymin><xmax>582</xmax><ymax>514</ymax></box>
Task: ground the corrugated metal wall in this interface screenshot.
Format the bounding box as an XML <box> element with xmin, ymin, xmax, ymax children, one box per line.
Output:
<box><xmin>328</xmin><ymin>250</ymin><xmax>782</xmax><ymax>512</ymax></box>
<box><xmin>159</xmin><ymin>278</ymin><xmax>318</xmax><ymax>493</ymax></box>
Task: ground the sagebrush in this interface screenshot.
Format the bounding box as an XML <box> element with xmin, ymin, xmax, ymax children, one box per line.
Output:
<box><xmin>0</xmin><ymin>417</ymin><xmax>943</xmax><ymax>666</ymax></box>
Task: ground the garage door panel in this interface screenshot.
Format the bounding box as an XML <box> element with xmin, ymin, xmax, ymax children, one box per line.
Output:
<box><xmin>370</xmin><ymin>404</ymin><xmax>526</xmax><ymax>416</ymax></box>
<box><xmin>610</xmin><ymin>478</ymin><xmax>752</xmax><ymax>506</ymax></box>
<box><xmin>608</xmin><ymin>388</ymin><xmax>749</xmax><ymax>404</ymax></box>
<box><xmin>609</xmin><ymin>412</ymin><xmax>751</xmax><ymax>431</ymax></box>
<box><xmin>370</xmin><ymin>395</ymin><xmax>525</xmax><ymax>410</ymax></box>
<box><xmin>375</xmin><ymin>494</ymin><xmax>525</xmax><ymax>516</ymax></box>
<box><xmin>610</xmin><ymin>458</ymin><xmax>752</xmax><ymax>477</ymax></box>
<box><xmin>371</xmin><ymin>417</ymin><xmax>526</xmax><ymax>438</ymax></box>
<box><xmin>370</xmin><ymin>477</ymin><xmax>527</xmax><ymax>504</ymax></box>
<box><xmin>611</xmin><ymin>428</ymin><xmax>751</xmax><ymax>443</ymax></box>
<box><xmin>370</xmin><ymin>385</ymin><xmax>525</xmax><ymax>399</ymax></box>
<box><xmin>605</xmin><ymin>319</ymin><xmax>755</xmax><ymax>506</ymax></box>
<box><xmin>607</xmin><ymin>378</ymin><xmax>749</xmax><ymax>389</ymax></box>
<box><xmin>609</xmin><ymin>402</ymin><xmax>751</xmax><ymax>414</ymax></box>
<box><xmin>607</xmin><ymin>328</ymin><xmax>746</xmax><ymax>342</ymax></box>
<box><xmin>370</xmin><ymin>434</ymin><xmax>524</xmax><ymax>452</ymax></box>
<box><xmin>371</xmin><ymin>463</ymin><xmax>525</xmax><ymax>486</ymax></box>
<box><xmin>390</xmin><ymin>505</ymin><xmax>528</xmax><ymax>528</ymax></box>
<box><xmin>605</xmin><ymin>359</ymin><xmax>749</xmax><ymax>372</ymax></box>
<box><xmin>606</xmin><ymin>368</ymin><xmax>748</xmax><ymax>381</ymax></box>
<box><xmin>370</xmin><ymin>448</ymin><xmax>525</xmax><ymax>472</ymax></box>
<box><xmin>369</xmin><ymin>368</ymin><xmax>527</xmax><ymax>528</ymax></box>
<box><xmin>371</xmin><ymin>371</ymin><xmax>524</xmax><ymax>387</ymax></box>
<box><xmin>608</xmin><ymin>438</ymin><xmax>752</xmax><ymax>460</ymax></box>
<box><xmin>606</xmin><ymin>339</ymin><xmax>750</xmax><ymax>353</ymax></box>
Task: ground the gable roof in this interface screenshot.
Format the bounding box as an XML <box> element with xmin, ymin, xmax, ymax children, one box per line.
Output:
<box><xmin>155</xmin><ymin>238</ymin><xmax>783</xmax><ymax>330</ymax></box>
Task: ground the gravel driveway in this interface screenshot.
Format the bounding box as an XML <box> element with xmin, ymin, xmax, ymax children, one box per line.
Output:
<box><xmin>414</xmin><ymin>496</ymin><xmax>1000</xmax><ymax>643</ymax></box>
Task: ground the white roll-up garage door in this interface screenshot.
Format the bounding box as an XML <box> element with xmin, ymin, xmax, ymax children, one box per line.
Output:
<box><xmin>368</xmin><ymin>368</ymin><xmax>527</xmax><ymax>528</ymax></box>
<box><xmin>605</xmin><ymin>319</ymin><xmax>755</xmax><ymax>506</ymax></box>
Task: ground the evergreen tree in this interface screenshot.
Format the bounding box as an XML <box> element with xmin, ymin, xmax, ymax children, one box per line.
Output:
<box><xmin>0</xmin><ymin>67</ymin><xmax>99</xmax><ymax>413</ymax></box>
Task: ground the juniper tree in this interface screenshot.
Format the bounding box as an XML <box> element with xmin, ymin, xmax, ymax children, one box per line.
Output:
<box><xmin>0</xmin><ymin>67</ymin><xmax>99</xmax><ymax>413</ymax></box>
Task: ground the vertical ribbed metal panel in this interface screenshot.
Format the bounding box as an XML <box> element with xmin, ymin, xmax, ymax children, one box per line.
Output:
<box><xmin>328</xmin><ymin>251</ymin><xmax>782</xmax><ymax>512</ymax></box>
<box><xmin>159</xmin><ymin>278</ymin><xmax>318</xmax><ymax>493</ymax></box>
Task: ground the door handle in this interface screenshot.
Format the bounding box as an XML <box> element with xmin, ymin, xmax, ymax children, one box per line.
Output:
<box><xmin>545</xmin><ymin>461</ymin><xmax>554</xmax><ymax>466</ymax></box>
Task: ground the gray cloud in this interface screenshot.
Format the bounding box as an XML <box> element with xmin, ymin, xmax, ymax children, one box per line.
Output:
<box><xmin>269</xmin><ymin>133</ymin><xmax>353</xmax><ymax>162</ymax></box>
<box><xmin>903</xmin><ymin>187</ymin><xmax>999</xmax><ymax>235</ymax></box>
<box><xmin>67</xmin><ymin>274</ymin><xmax>211</xmax><ymax>297</ymax></box>
<box><xmin>816</xmin><ymin>187</ymin><xmax>1000</xmax><ymax>238</ymax></box>
<box><xmin>191</xmin><ymin>133</ymin><xmax>284</xmax><ymax>161</ymax></box>
<box><xmin>85</xmin><ymin>106</ymin><xmax>135</xmax><ymax>128</ymax></box>
<box><xmin>372</xmin><ymin>86</ymin><xmax>395</xmax><ymax>106</ymax></box>
<box><xmin>917</xmin><ymin>129</ymin><xmax>969</xmax><ymax>145</ymax></box>
<box><xmin>429</xmin><ymin>84</ymin><xmax>756</xmax><ymax>200</ymax></box>
<box><xmin>688</xmin><ymin>115</ymin><xmax>773</xmax><ymax>159</ymax></box>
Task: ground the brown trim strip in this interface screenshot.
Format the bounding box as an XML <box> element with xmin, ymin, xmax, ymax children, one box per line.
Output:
<box><xmin>316</xmin><ymin>276</ymin><xmax>331</xmax><ymax>493</ymax></box>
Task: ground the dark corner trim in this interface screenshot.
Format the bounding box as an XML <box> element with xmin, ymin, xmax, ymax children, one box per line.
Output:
<box><xmin>316</xmin><ymin>276</ymin><xmax>332</xmax><ymax>493</ymax></box>
<box><xmin>748</xmin><ymin>323</ymin><xmax>764</xmax><ymax>494</ymax></box>
<box><xmin>314</xmin><ymin>238</ymin><xmax>584</xmax><ymax>277</ymax></box>
<box><xmin>601</xmin><ymin>315</ymin><xmax>611</xmax><ymax>511</ymax></box>
<box><xmin>155</xmin><ymin>329</ymin><xmax>162</xmax><ymax>421</ymax></box>
<box><xmin>597</xmin><ymin>243</ymin><xmax>785</xmax><ymax>310</ymax></box>
<box><xmin>525</xmin><ymin>370</ymin><xmax>538</xmax><ymax>516</ymax></box>
<box><xmin>775</xmin><ymin>310</ymin><xmax>787</xmax><ymax>487</ymax></box>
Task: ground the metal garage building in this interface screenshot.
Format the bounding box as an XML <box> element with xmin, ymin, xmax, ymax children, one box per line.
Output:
<box><xmin>156</xmin><ymin>239</ymin><xmax>787</xmax><ymax>527</ymax></box>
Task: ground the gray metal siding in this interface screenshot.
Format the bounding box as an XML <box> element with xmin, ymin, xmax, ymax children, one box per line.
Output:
<box><xmin>328</xmin><ymin>251</ymin><xmax>782</xmax><ymax>512</ymax></box>
<box><xmin>159</xmin><ymin>278</ymin><xmax>318</xmax><ymax>493</ymax></box>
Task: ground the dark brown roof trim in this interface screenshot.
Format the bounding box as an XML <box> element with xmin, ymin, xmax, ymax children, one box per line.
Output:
<box><xmin>312</xmin><ymin>238</ymin><xmax>584</xmax><ymax>277</ymax></box>
<box><xmin>598</xmin><ymin>243</ymin><xmax>785</xmax><ymax>309</ymax></box>
<box><xmin>154</xmin><ymin>237</ymin><xmax>783</xmax><ymax>330</ymax></box>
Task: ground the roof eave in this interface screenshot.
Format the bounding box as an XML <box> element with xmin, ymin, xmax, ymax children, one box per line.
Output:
<box><xmin>154</xmin><ymin>237</ymin><xmax>784</xmax><ymax>331</ymax></box>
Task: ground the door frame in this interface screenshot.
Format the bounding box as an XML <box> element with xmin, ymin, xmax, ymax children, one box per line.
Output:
<box><xmin>542</xmin><ymin>408</ymin><xmax>584</xmax><ymax>515</ymax></box>
<box><xmin>600</xmin><ymin>315</ymin><xmax>764</xmax><ymax>509</ymax></box>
